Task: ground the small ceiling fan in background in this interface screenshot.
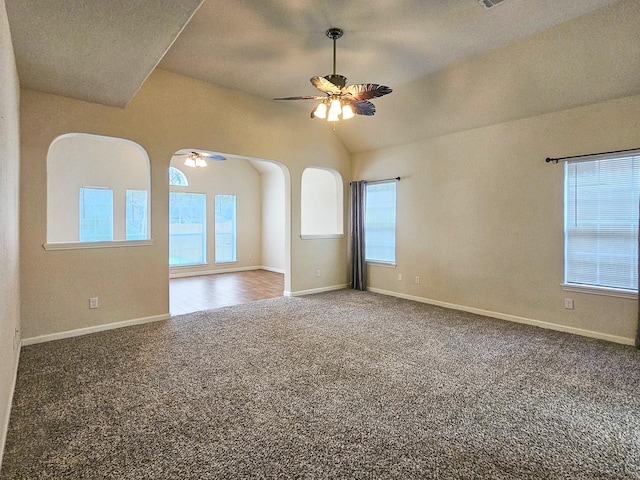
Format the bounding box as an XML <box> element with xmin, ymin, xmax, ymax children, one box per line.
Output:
<box><xmin>173</xmin><ymin>151</ymin><xmax>226</xmax><ymax>168</ymax></box>
<box><xmin>274</xmin><ymin>28</ymin><xmax>392</xmax><ymax>122</ymax></box>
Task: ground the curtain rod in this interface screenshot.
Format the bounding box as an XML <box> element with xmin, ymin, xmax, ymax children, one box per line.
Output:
<box><xmin>350</xmin><ymin>177</ymin><xmax>400</xmax><ymax>185</ymax></box>
<box><xmin>545</xmin><ymin>148</ymin><xmax>640</xmax><ymax>164</ymax></box>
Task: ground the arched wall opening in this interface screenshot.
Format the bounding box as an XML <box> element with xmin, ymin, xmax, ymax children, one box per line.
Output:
<box><xmin>46</xmin><ymin>133</ymin><xmax>151</xmax><ymax>247</ymax></box>
<box><xmin>168</xmin><ymin>148</ymin><xmax>291</xmax><ymax>310</ymax></box>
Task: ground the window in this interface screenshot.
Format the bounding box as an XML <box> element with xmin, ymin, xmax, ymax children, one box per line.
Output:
<box><xmin>125</xmin><ymin>190</ymin><xmax>148</xmax><ymax>240</ymax></box>
<box><xmin>169</xmin><ymin>192</ymin><xmax>207</xmax><ymax>266</ymax></box>
<box><xmin>215</xmin><ymin>194</ymin><xmax>236</xmax><ymax>263</ymax></box>
<box><xmin>46</xmin><ymin>133</ymin><xmax>151</xmax><ymax>246</ymax></box>
<box><xmin>169</xmin><ymin>167</ymin><xmax>188</xmax><ymax>186</ymax></box>
<box><xmin>79</xmin><ymin>187</ymin><xmax>113</xmax><ymax>242</ymax></box>
<box><xmin>564</xmin><ymin>153</ymin><xmax>640</xmax><ymax>292</ymax></box>
<box><xmin>365</xmin><ymin>181</ymin><xmax>397</xmax><ymax>264</ymax></box>
<box><xmin>301</xmin><ymin>167</ymin><xmax>343</xmax><ymax>237</ymax></box>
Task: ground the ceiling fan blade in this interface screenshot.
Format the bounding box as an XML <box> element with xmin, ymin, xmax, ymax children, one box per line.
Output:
<box><xmin>273</xmin><ymin>95</ymin><xmax>324</xmax><ymax>100</ymax></box>
<box><xmin>172</xmin><ymin>151</ymin><xmax>226</xmax><ymax>161</ymax></box>
<box><xmin>201</xmin><ymin>154</ymin><xmax>226</xmax><ymax>161</ymax></box>
<box><xmin>350</xmin><ymin>99</ymin><xmax>377</xmax><ymax>116</ymax></box>
<box><xmin>311</xmin><ymin>76</ymin><xmax>341</xmax><ymax>94</ymax></box>
<box><xmin>344</xmin><ymin>83</ymin><xmax>393</xmax><ymax>100</ymax></box>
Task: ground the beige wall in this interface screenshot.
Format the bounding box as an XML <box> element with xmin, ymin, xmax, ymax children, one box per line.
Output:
<box><xmin>353</xmin><ymin>93</ymin><xmax>640</xmax><ymax>343</ymax></box>
<box><xmin>0</xmin><ymin>0</ymin><xmax>20</xmax><ymax>468</ymax></box>
<box><xmin>20</xmin><ymin>69</ymin><xmax>351</xmax><ymax>340</ymax></box>
<box><xmin>261</xmin><ymin>168</ymin><xmax>286</xmax><ymax>272</ymax></box>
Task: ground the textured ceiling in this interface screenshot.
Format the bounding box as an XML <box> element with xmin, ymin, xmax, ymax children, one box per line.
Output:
<box><xmin>159</xmin><ymin>0</ymin><xmax>619</xmax><ymax>102</ymax></box>
<box><xmin>5</xmin><ymin>0</ymin><xmax>203</xmax><ymax>107</ymax></box>
<box><xmin>6</xmin><ymin>0</ymin><xmax>630</xmax><ymax>153</ymax></box>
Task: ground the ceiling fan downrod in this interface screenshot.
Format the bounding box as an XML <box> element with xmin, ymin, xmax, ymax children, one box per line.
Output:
<box><xmin>325</xmin><ymin>28</ymin><xmax>346</xmax><ymax>88</ymax></box>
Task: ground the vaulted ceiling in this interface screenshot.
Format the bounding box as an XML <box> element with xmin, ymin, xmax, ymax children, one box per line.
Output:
<box><xmin>6</xmin><ymin>0</ymin><xmax>636</xmax><ymax>153</ymax></box>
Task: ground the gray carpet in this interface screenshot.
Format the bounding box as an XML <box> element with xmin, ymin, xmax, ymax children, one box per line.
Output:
<box><xmin>2</xmin><ymin>290</ymin><xmax>640</xmax><ymax>479</ymax></box>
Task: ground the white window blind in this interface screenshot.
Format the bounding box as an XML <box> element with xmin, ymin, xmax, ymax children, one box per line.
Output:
<box><xmin>365</xmin><ymin>181</ymin><xmax>397</xmax><ymax>264</ymax></box>
<box><xmin>215</xmin><ymin>194</ymin><xmax>237</xmax><ymax>263</ymax></box>
<box><xmin>564</xmin><ymin>153</ymin><xmax>640</xmax><ymax>291</ymax></box>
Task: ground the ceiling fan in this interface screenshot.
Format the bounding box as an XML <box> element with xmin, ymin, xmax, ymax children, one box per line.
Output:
<box><xmin>173</xmin><ymin>151</ymin><xmax>226</xmax><ymax>168</ymax></box>
<box><xmin>274</xmin><ymin>28</ymin><xmax>392</xmax><ymax>122</ymax></box>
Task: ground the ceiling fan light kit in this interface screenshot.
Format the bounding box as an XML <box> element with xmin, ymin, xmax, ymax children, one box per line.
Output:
<box><xmin>174</xmin><ymin>151</ymin><xmax>227</xmax><ymax>168</ymax></box>
<box><xmin>274</xmin><ymin>28</ymin><xmax>392</xmax><ymax>122</ymax></box>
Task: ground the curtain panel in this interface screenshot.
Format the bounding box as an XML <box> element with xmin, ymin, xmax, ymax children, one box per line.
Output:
<box><xmin>350</xmin><ymin>181</ymin><xmax>366</xmax><ymax>291</ymax></box>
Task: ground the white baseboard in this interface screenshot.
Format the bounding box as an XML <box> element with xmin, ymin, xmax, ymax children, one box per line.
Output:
<box><xmin>260</xmin><ymin>266</ymin><xmax>285</xmax><ymax>274</ymax></box>
<box><xmin>21</xmin><ymin>314</ymin><xmax>170</xmax><ymax>346</ymax></box>
<box><xmin>368</xmin><ymin>287</ymin><xmax>635</xmax><ymax>346</ymax></box>
<box><xmin>0</xmin><ymin>345</ymin><xmax>20</xmax><ymax>473</ymax></box>
<box><xmin>169</xmin><ymin>265</ymin><xmax>260</xmax><ymax>279</ymax></box>
<box><xmin>285</xmin><ymin>284</ymin><xmax>349</xmax><ymax>297</ymax></box>
<box><xmin>169</xmin><ymin>265</ymin><xmax>285</xmax><ymax>278</ymax></box>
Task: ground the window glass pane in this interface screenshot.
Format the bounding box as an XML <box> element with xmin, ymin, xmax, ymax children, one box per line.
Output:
<box><xmin>169</xmin><ymin>192</ymin><xmax>206</xmax><ymax>266</ymax></box>
<box><xmin>125</xmin><ymin>190</ymin><xmax>148</xmax><ymax>240</ymax></box>
<box><xmin>564</xmin><ymin>155</ymin><xmax>640</xmax><ymax>290</ymax></box>
<box><xmin>79</xmin><ymin>187</ymin><xmax>113</xmax><ymax>242</ymax></box>
<box><xmin>215</xmin><ymin>195</ymin><xmax>236</xmax><ymax>263</ymax></box>
<box><xmin>365</xmin><ymin>182</ymin><xmax>396</xmax><ymax>263</ymax></box>
<box><xmin>169</xmin><ymin>167</ymin><xmax>188</xmax><ymax>186</ymax></box>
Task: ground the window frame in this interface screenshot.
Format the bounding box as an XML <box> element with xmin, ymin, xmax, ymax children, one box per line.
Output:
<box><xmin>79</xmin><ymin>186</ymin><xmax>114</xmax><ymax>242</ymax></box>
<box><xmin>214</xmin><ymin>194</ymin><xmax>237</xmax><ymax>264</ymax></box>
<box><xmin>169</xmin><ymin>191</ymin><xmax>208</xmax><ymax>267</ymax></box>
<box><xmin>364</xmin><ymin>180</ymin><xmax>397</xmax><ymax>266</ymax></box>
<box><xmin>562</xmin><ymin>151</ymin><xmax>640</xmax><ymax>299</ymax></box>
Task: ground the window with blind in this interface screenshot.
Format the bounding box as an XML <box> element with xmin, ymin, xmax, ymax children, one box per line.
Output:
<box><xmin>365</xmin><ymin>181</ymin><xmax>397</xmax><ymax>264</ymax></box>
<box><xmin>169</xmin><ymin>192</ymin><xmax>207</xmax><ymax>266</ymax></box>
<box><xmin>79</xmin><ymin>187</ymin><xmax>113</xmax><ymax>242</ymax></box>
<box><xmin>564</xmin><ymin>153</ymin><xmax>640</xmax><ymax>292</ymax></box>
<box><xmin>214</xmin><ymin>194</ymin><xmax>237</xmax><ymax>263</ymax></box>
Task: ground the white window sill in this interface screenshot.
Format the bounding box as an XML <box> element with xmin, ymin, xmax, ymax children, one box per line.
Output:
<box><xmin>562</xmin><ymin>283</ymin><xmax>637</xmax><ymax>299</ymax></box>
<box><xmin>300</xmin><ymin>234</ymin><xmax>344</xmax><ymax>240</ymax></box>
<box><xmin>366</xmin><ymin>261</ymin><xmax>397</xmax><ymax>268</ymax></box>
<box><xmin>43</xmin><ymin>239</ymin><xmax>154</xmax><ymax>251</ymax></box>
<box><xmin>214</xmin><ymin>261</ymin><xmax>237</xmax><ymax>265</ymax></box>
<box><xmin>170</xmin><ymin>263</ymin><xmax>208</xmax><ymax>270</ymax></box>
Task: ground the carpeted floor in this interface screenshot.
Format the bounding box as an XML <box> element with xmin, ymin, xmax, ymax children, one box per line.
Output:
<box><xmin>2</xmin><ymin>290</ymin><xmax>640</xmax><ymax>479</ymax></box>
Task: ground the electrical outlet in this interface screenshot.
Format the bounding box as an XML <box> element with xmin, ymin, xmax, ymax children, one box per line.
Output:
<box><xmin>249</xmin><ymin>253</ymin><xmax>253</xmax><ymax>260</ymax></box>
<box><xmin>564</xmin><ymin>298</ymin><xmax>574</xmax><ymax>310</ymax></box>
<box><xmin>415</xmin><ymin>276</ymin><xmax>421</xmax><ymax>285</ymax></box>
<box><xmin>13</xmin><ymin>329</ymin><xmax>20</xmax><ymax>351</ymax></box>
<box><xmin>316</xmin><ymin>269</ymin><xmax>321</xmax><ymax>277</ymax></box>
<box><xmin>90</xmin><ymin>297</ymin><xmax>99</xmax><ymax>309</ymax></box>
<box><xmin>398</xmin><ymin>273</ymin><xmax>403</xmax><ymax>281</ymax></box>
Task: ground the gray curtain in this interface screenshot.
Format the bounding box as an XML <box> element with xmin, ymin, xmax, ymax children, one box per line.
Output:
<box><xmin>350</xmin><ymin>181</ymin><xmax>366</xmax><ymax>290</ymax></box>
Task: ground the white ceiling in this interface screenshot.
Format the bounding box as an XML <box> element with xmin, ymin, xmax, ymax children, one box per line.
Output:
<box><xmin>5</xmin><ymin>0</ymin><xmax>629</xmax><ymax>152</ymax></box>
